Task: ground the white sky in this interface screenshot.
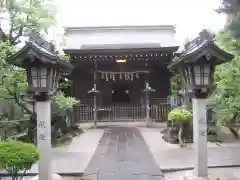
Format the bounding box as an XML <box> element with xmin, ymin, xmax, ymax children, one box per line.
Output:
<box><xmin>51</xmin><ymin>0</ymin><xmax>226</xmax><ymax>47</ymax></box>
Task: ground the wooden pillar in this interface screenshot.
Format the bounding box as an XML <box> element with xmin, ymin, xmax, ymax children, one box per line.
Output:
<box><xmin>143</xmin><ymin>71</ymin><xmax>155</xmax><ymax>127</ymax></box>
<box><xmin>88</xmin><ymin>70</ymin><xmax>100</xmax><ymax>128</ymax></box>
<box><xmin>93</xmin><ymin>72</ymin><xmax>97</xmax><ymax>128</ymax></box>
<box><xmin>145</xmin><ymin>81</ymin><xmax>150</xmax><ymax>126</ymax></box>
<box><xmin>183</xmin><ymin>88</ymin><xmax>189</xmax><ymax>107</ymax></box>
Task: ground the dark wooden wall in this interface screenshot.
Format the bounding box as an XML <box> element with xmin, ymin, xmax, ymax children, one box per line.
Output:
<box><xmin>149</xmin><ymin>62</ymin><xmax>171</xmax><ymax>98</ymax></box>
<box><xmin>98</xmin><ymin>76</ymin><xmax>145</xmax><ymax>105</ymax></box>
<box><xmin>71</xmin><ymin>61</ymin><xmax>171</xmax><ymax>105</ymax></box>
<box><xmin>72</xmin><ymin>65</ymin><xmax>94</xmax><ymax>100</ymax></box>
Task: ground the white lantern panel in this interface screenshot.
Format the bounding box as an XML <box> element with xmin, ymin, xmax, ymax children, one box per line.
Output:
<box><xmin>40</xmin><ymin>67</ymin><xmax>47</xmax><ymax>88</ymax></box>
<box><xmin>203</xmin><ymin>65</ymin><xmax>210</xmax><ymax>85</ymax></box>
<box><xmin>194</xmin><ymin>65</ymin><xmax>201</xmax><ymax>85</ymax></box>
<box><xmin>31</xmin><ymin>67</ymin><xmax>38</xmax><ymax>88</ymax></box>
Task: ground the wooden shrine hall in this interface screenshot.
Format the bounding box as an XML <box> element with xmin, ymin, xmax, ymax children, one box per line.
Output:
<box><xmin>65</xmin><ymin>45</ymin><xmax>177</xmax><ymax>122</ymax></box>
<box><xmin>63</xmin><ymin>25</ymin><xmax>228</xmax><ymax>122</ymax></box>
<box><xmin>65</xmin><ymin>45</ymin><xmax>178</xmax><ymax>103</ymax></box>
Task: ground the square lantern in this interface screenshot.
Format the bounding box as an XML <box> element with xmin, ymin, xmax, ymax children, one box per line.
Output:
<box><xmin>27</xmin><ymin>65</ymin><xmax>60</xmax><ymax>93</ymax></box>
<box><xmin>24</xmin><ymin>55</ymin><xmax>61</xmax><ymax>93</ymax></box>
<box><xmin>8</xmin><ymin>32</ymin><xmax>74</xmax><ymax>95</ymax></box>
<box><xmin>169</xmin><ymin>29</ymin><xmax>234</xmax><ymax>98</ymax></box>
<box><xmin>181</xmin><ymin>53</ymin><xmax>214</xmax><ymax>90</ymax></box>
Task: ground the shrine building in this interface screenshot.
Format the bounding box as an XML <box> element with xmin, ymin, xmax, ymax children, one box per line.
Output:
<box><xmin>62</xmin><ymin>25</ymin><xmax>230</xmax><ymax>122</ymax></box>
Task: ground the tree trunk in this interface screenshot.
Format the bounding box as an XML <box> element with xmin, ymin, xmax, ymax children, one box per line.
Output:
<box><xmin>178</xmin><ymin>123</ymin><xmax>185</xmax><ymax>147</ymax></box>
<box><xmin>27</xmin><ymin>114</ymin><xmax>36</xmax><ymax>143</ymax></box>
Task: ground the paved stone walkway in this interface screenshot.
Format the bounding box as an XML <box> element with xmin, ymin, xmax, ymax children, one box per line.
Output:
<box><xmin>164</xmin><ymin>167</ymin><xmax>240</xmax><ymax>180</ymax></box>
<box><xmin>27</xmin><ymin>129</ymin><xmax>104</xmax><ymax>175</ymax></box>
<box><xmin>82</xmin><ymin>127</ymin><xmax>163</xmax><ymax>180</ymax></box>
<box><xmin>140</xmin><ymin>128</ymin><xmax>240</xmax><ymax>171</ymax></box>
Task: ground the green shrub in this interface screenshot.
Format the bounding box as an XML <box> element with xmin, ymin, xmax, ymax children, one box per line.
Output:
<box><xmin>0</xmin><ymin>140</ymin><xmax>39</xmax><ymax>180</ymax></box>
<box><xmin>168</xmin><ymin>108</ymin><xmax>193</xmax><ymax>147</ymax></box>
<box><xmin>168</xmin><ymin>108</ymin><xmax>192</xmax><ymax>123</ymax></box>
<box><xmin>52</xmin><ymin>91</ymin><xmax>79</xmax><ymax>117</ymax></box>
<box><xmin>55</xmin><ymin>134</ymin><xmax>73</xmax><ymax>147</ymax></box>
<box><xmin>208</xmin><ymin>126</ymin><xmax>218</xmax><ymax>135</ymax></box>
<box><xmin>208</xmin><ymin>134</ymin><xmax>218</xmax><ymax>142</ymax></box>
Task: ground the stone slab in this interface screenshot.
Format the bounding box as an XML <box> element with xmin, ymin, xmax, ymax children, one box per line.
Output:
<box><xmin>83</xmin><ymin>127</ymin><xmax>163</xmax><ymax>180</ymax></box>
<box><xmin>164</xmin><ymin>168</ymin><xmax>240</xmax><ymax>180</ymax></box>
<box><xmin>0</xmin><ymin>129</ymin><xmax>104</xmax><ymax>176</ymax></box>
<box><xmin>31</xmin><ymin>129</ymin><xmax>104</xmax><ymax>174</ymax></box>
<box><xmin>139</xmin><ymin>127</ymin><xmax>240</xmax><ymax>171</ymax></box>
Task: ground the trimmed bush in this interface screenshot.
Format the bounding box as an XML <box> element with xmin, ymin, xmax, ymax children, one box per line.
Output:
<box><xmin>208</xmin><ymin>134</ymin><xmax>218</xmax><ymax>142</ymax></box>
<box><xmin>168</xmin><ymin>108</ymin><xmax>192</xmax><ymax>123</ymax></box>
<box><xmin>0</xmin><ymin>140</ymin><xmax>39</xmax><ymax>180</ymax></box>
<box><xmin>167</xmin><ymin>108</ymin><xmax>193</xmax><ymax>147</ymax></box>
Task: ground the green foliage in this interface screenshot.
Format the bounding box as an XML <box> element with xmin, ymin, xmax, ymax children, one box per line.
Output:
<box><xmin>0</xmin><ymin>42</ymin><xmax>31</xmax><ymax>140</ymax></box>
<box><xmin>167</xmin><ymin>108</ymin><xmax>193</xmax><ymax>147</ymax></box>
<box><xmin>0</xmin><ymin>0</ymin><xmax>56</xmax><ymax>141</ymax></box>
<box><xmin>3</xmin><ymin>69</ymin><xmax>28</xmax><ymax>95</ymax></box>
<box><xmin>55</xmin><ymin>134</ymin><xmax>73</xmax><ymax>147</ymax></box>
<box><xmin>52</xmin><ymin>91</ymin><xmax>79</xmax><ymax>117</ymax></box>
<box><xmin>208</xmin><ymin>134</ymin><xmax>218</xmax><ymax>142</ymax></box>
<box><xmin>59</xmin><ymin>54</ymin><xmax>70</xmax><ymax>61</ymax></box>
<box><xmin>170</xmin><ymin>72</ymin><xmax>182</xmax><ymax>95</ymax></box>
<box><xmin>217</xmin><ymin>0</ymin><xmax>240</xmax><ymax>39</ymax></box>
<box><xmin>211</xmin><ymin>31</ymin><xmax>240</xmax><ymax>125</ymax></box>
<box><xmin>208</xmin><ymin>126</ymin><xmax>218</xmax><ymax>135</ymax></box>
<box><xmin>168</xmin><ymin>108</ymin><xmax>192</xmax><ymax>123</ymax></box>
<box><xmin>0</xmin><ymin>0</ymin><xmax>76</xmax><ymax>144</ymax></box>
<box><xmin>58</xmin><ymin>78</ymin><xmax>72</xmax><ymax>90</ymax></box>
<box><xmin>1</xmin><ymin>0</ymin><xmax>56</xmax><ymax>44</ymax></box>
<box><xmin>0</xmin><ymin>41</ymin><xmax>13</xmax><ymax>67</ymax></box>
<box><xmin>0</xmin><ymin>140</ymin><xmax>39</xmax><ymax>179</ymax></box>
<box><xmin>0</xmin><ymin>101</ymin><xmax>27</xmax><ymax>141</ymax></box>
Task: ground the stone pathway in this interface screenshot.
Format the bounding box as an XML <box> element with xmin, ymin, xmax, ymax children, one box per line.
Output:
<box><xmin>140</xmin><ymin>128</ymin><xmax>240</xmax><ymax>171</ymax></box>
<box><xmin>27</xmin><ymin>129</ymin><xmax>103</xmax><ymax>175</ymax></box>
<box><xmin>82</xmin><ymin>127</ymin><xmax>164</xmax><ymax>180</ymax></box>
<box><xmin>164</xmin><ymin>167</ymin><xmax>240</xmax><ymax>180</ymax></box>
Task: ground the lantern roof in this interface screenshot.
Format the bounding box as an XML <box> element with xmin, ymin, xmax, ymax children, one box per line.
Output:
<box><xmin>8</xmin><ymin>32</ymin><xmax>74</xmax><ymax>72</ymax></box>
<box><xmin>168</xmin><ymin>29</ymin><xmax>234</xmax><ymax>69</ymax></box>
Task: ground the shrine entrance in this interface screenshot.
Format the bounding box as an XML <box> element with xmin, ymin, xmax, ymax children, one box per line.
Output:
<box><xmin>112</xmin><ymin>83</ymin><xmax>130</xmax><ymax>103</ymax></box>
<box><xmin>65</xmin><ymin>45</ymin><xmax>178</xmax><ymax>122</ymax></box>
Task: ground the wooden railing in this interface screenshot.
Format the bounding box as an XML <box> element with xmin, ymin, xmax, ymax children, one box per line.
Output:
<box><xmin>74</xmin><ymin>103</ymin><xmax>171</xmax><ymax>122</ymax></box>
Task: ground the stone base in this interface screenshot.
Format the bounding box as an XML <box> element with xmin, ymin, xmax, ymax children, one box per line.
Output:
<box><xmin>30</xmin><ymin>173</ymin><xmax>63</xmax><ymax>180</ymax></box>
<box><xmin>182</xmin><ymin>171</ymin><xmax>210</xmax><ymax>180</ymax></box>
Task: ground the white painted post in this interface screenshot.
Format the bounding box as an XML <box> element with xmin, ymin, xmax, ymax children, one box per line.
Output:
<box><xmin>36</xmin><ymin>100</ymin><xmax>52</xmax><ymax>180</ymax></box>
<box><xmin>192</xmin><ymin>98</ymin><xmax>208</xmax><ymax>177</ymax></box>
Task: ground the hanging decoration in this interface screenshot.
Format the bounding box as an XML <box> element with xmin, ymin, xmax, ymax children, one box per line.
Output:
<box><xmin>99</xmin><ymin>71</ymin><xmax>147</xmax><ymax>81</ymax></box>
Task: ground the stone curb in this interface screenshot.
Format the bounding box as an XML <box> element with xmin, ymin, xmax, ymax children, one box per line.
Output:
<box><xmin>0</xmin><ymin>172</ymin><xmax>83</xmax><ymax>177</ymax></box>
<box><xmin>162</xmin><ymin>164</ymin><xmax>240</xmax><ymax>173</ymax></box>
<box><xmin>79</xmin><ymin>122</ymin><xmax>166</xmax><ymax>129</ymax></box>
